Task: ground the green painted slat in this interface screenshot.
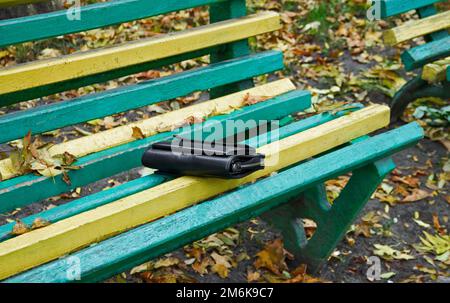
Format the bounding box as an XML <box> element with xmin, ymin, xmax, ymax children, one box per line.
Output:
<box><xmin>379</xmin><ymin>0</ymin><xmax>444</xmax><ymax>18</ymax></box>
<box><xmin>0</xmin><ymin>175</ymin><xmax>170</xmax><ymax>243</ymax></box>
<box><xmin>0</xmin><ymin>0</ymin><xmax>226</xmax><ymax>47</ymax></box>
<box><xmin>5</xmin><ymin>122</ymin><xmax>423</xmax><ymax>282</ymax></box>
<box><xmin>0</xmin><ymin>47</ymin><xmax>218</xmax><ymax>106</ymax></box>
<box><xmin>209</xmin><ymin>0</ymin><xmax>253</xmax><ymax>98</ymax></box>
<box><xmin>0</xmin><ymin>90</ymin><xmax>311</xmax><ymax>213</ymax></box>
<box><xmin>401</xmin><ymin>36</ymin><xmax>450</xmax><ymax>70</ymax></box>
<box><xmin>447</xmin><ymin>66</ymin><xmax>450</xmax><ymax>81</ymax></box>
<box><xmin>417</xmin><ymin>5</ymin><xmax>449</xmax><ymax>41</ymax></box>
<box><xmin>0</xmin><ymin>106</ymin><xmax>343</xmax><ymax>242</ymax></box>
<box><xmin>0</xmin><ymin>51</ymin><xmax>283</xmax><ymax>144</ymax></box>
<box><xmin>244</xmin><ymin>104</ymin><xmax>364</xmax><ymax>147</ymax></box>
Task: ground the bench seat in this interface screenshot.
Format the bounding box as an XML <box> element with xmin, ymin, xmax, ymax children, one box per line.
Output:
<box><xmin>4</xmin><ymin>122</ymin><xmax>422</xmax><ymax>283</ymax></box>
<box><xmin>379</xmin><ymin>0</ymin><xmax>450</xmax><ymax>119</ymax></box>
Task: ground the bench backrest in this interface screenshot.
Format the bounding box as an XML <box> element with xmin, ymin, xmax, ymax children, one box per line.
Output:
<box><xmin>379</xmin><ymin>0</ymin><xmax>449</xmax><ymax>71</ymax></box>
<box><xmin>0</xmin><ymin>0</ymin><xmax>291</xmax><ymax>212</ymax></box>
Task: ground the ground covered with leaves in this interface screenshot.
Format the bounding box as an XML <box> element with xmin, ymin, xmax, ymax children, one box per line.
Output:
<box><xmin>0</xmin><ymin>0</ymin><xmax>448</xmax><ymax>283</ymax></box>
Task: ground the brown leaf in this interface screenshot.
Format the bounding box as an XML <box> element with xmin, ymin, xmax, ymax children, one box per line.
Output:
<box><xmin>432</xmin><ymin>214</ymin><xmax>446</xmax><ymax>236</ymax></box>
<box><xmin>402</xmin><ymin>189</ymin><xmax>431</xmax><ymax>202</ymax></box>
<box><xmin>247</xmin><ymin>270</ymin><xmax>261</xmax><ymax>282</ymax></box>
<box><xmin>210</xmin><ymin>252</ymin><xmax>232</xmax><ymax>268</ymax></box>
<box><xmin>61</xmin><ymin>152</ymin><xmax>76</xmax><ymax>166</ymax></box>
<box><xmin>242</xmin><ymin>93</ymin><xmax>271</xmax><ymax>106</ymax></box>
<box><xmin>62</xmin><ymin>171</ymin><xmax>71</xmax><ymax>185</ymax></box>
<box><xmin>153</xmin><ymin>257</ymin><xmax>179</xmax><ymax>269</ymax></box>
<box><xmin>141</xmin><ymin>272</ymin><xmax>177</xmax><ymax>283</ymax></box>
<box><xmin>191</xmin><ymin>258</ymin><xmax>212</xmax><ymax>275</ymax></box>
<box><xmin>11</xmin><ymin>220</ymin><xmax>30</xmax><ymax>236</ymax></box>
<box><xmin>392</xmin><ymin>175</ymin><xmax>420</xmax><ymax>188</ymax></box>
<box><xmin>211</xmin><ymin>263</ymin><xmax>229</xmax><ymax>279</ymax></box>
<box><xmin>131</xmin><ymin>126</ymin><xmax>145</xmax><ymax>139</ymax></box>
<box><xmin>31</xmin><ymin>218</ymin><xmax>50</xmax><ymax>230</ymax></box>
<box><xmin>254</xmin><ymin>238</ymin><xmax>288</xmax><ymax>275</ymax></box>
<box><xmin>285</xmin><ymin>264</ymin><xmax>323</xmax><ymax>283</ymax></box>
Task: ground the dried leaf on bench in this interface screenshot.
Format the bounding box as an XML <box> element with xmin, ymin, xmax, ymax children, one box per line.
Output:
<box><xmin>242</xmin><ymin>93</ymin><xmax>271</xmax><ymax>106</ymax></box>
<box><xmin>131</xmin><ymin>126</ymin><xmax>145</xmax><ymax>139</ymax></box>
<box><xmin>11</xmin><ymin>220</ymin><xmax>30</xmax><ymax>236</ymax></box>
<box><xmin>31</xmin><ymin>218</ymin><xmax>50</xmax><ymax>230</ymax></box>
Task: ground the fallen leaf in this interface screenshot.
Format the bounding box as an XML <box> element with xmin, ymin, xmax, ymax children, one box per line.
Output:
<box><xmin>153</xmin><ymin>257</ymin><xmax>179</xmax><ymax>269</ymax></box>
<box><xmin>254</xmin><ymin>239</ymin><xmax>288</xmax><ymax>275</ymax></box>
<box><xmin>380</xmin><ymin>272</ymin><xmax>396</xmax><ymax>279</ymax></box>
<box><xmin>211</xmin><ymin>263</ymin><xmax>229</xmax><ymax>278</ymax></box>
<box><xmin>402</xmin><ymin>189</ymin><xmax>431</xmax><ymax>202</ymax></box>
<box><xmin>11</xmin><ymin>220</ymin><xmax>30</xmax><ymax>236</ymax></box>
<box><xmin>131</xmin><ymin>126</ymin><xmax>145</xmax><ymax>139</ymax></box>
<box><xmin>242</xmin><ymin>93</ymin><xmax>271</xmax><ymax>105</ymax></box>
<box><xmin>373</xmin><ymin>244</ymin><xmax>415</xmax><ymax>261</ymax></box>
<box><xmin>247</xmin><ymin>270</ymin><xmax>261</xmax><ymax>282</ymax></box>
<box><xmin>31</xmin><ymin>218</ymin><xmax>50</xmax><ymax>230</ymax></box>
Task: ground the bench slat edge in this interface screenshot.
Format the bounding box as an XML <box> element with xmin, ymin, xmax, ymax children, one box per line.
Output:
<box><xmin>379</xmin><ymin>0</ymin><xmax>444</xmax><ymax>18</ymax></box>
<box><xmin>401</xmin><ymin>35</ymin><xmax>450</xmax><ymax>70</ymax></box>
<box><xmin>383</xmin><ymin>10</ymin><xmax>450</xmax><ymax>45</ymax></box>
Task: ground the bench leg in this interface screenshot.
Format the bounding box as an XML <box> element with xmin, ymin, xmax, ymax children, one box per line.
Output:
<box><xmin>391</xmin><ymin>75</ymin><xmax>450</xmax><ymax>121</ymax></box>
<box><xmin>263</xmin><ymin>158</ymin><xmax>395</xmax><ymax>273</ymax></box>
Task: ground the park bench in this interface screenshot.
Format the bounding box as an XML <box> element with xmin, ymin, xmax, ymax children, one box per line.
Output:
<box><xmin>380</xmin><ymin>0</ymin><xmax>450</xmax><ymax>119</ymax></box>
<box><xmin>0</xmin><ymin>0</ymin><xmax>423</xmax><ymax>282</ymax></box>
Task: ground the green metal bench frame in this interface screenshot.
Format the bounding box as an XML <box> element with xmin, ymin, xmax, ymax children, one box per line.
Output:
<box><xmin>379</xmin><ymin>0</ymin><xmax>450</xmax><ymax>120</ymax></box>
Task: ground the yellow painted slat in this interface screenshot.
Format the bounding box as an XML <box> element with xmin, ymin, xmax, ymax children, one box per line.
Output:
<box><xmin>383</xmin><ymin>10</ymin><xmax>450</xmax><ymax>45</ymax></box>
<box><xmin>0</xmin><ymin>79</ymin><xmax>295</xmax><ymax>181</ymax></box>
<box><xmin>422</xmin><ymin>56</ymin><xmax>450</xmax><ymax>83</ymax></box>
<box><xmin>0</xmin><ymin>104</ymin><xmax>391</xmax><ymax>280</ymax></box>
<box><xmin>0</xmin><ymin>12</ymin><xmax>281</xmax><ymax>95</ymax></box>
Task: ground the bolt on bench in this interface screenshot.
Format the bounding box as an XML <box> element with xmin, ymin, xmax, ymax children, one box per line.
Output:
<box><xmin>0</xmin><ymin>0</ymin><xmax>423</xmax><ymax>282</ymax></box>
<box><xmin>380</xmin><ymin>0</ymin><xmax>450</xmax><ymax>120</ymax></box>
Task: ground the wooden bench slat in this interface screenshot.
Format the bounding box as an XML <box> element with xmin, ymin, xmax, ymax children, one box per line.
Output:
<box><xmin>379</xmin><ymin>0</ymin><xmax>444</xmax><ymax>18</ymax></box>
<box><xmin>0</xmin><ymin>0</ymin><xmax>227</xmax><ymax>47</ymax></box>
<box><xmin>383</xmin><ymin>10</ymin><xmax>450</xmax><ymax>45</ymax></box>
<box><xmin>0</xmin><ymin>78</ymin><xmax>295</xmax><ymax>181</ymax></box>
<box><xmin>401</xmin><ymin>35</ymin><xmax>450</xmax><ymax>70</ymax></box>
<box><xmin>0</xmin><ymin>105</ymin><xmax>390</xmax><ymax>280</ymax></box>
<box><xmin>422</xmin><ymin>56</ymin><xmax>450</xmax><ymax>82</ymax></box>
<box><xmin>0</xmin><ymin>109</ymin><xmax>343</xmax><ymax>243</ymax></box>
<box><xmin>0</xmin><ymin>88</ymin><xmax>311</xmax><ymax>213</ymax></box>
<box><xmin>1</xmin><ymin>48</ymin><xmax>222</xmax><ymax>106</ymax></box>
<box><xmin>0</xmin><ymin>51</ymin><xmax>283</xmax><ymax>144</ymax></box>
<box><xmin>0</xmin><ymin>12</ymin><xmax>281</xmax><ymax>96</ymax></box>
<box><xmin>7</xmin><ymin>122</ymin><xmax>423</xmax><ymax>283</ymax></box>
